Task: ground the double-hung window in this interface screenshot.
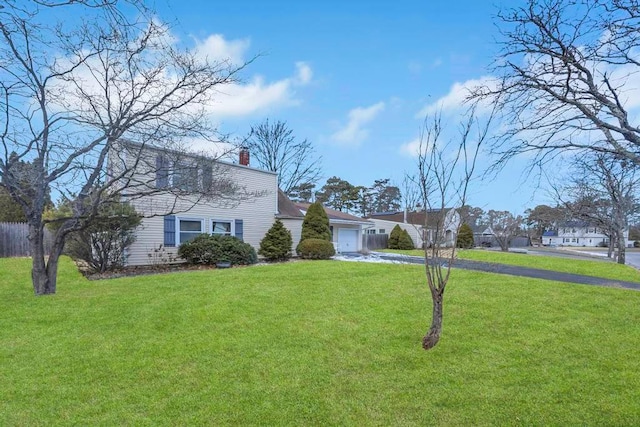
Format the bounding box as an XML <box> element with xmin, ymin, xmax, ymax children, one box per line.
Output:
<box><xmin>177</xmin><ymin>218</ymin><xmax>204</xmax><ymax>244</ymax></box>
<box><xmin>211</xmin><ymin>219</ymin><xmax>233</xmax><ymax>236</ymax></box>
<box><xmin>173</xmin><ymin>162</ymin><xmax>199</xmax><ymax>192</ymax></box>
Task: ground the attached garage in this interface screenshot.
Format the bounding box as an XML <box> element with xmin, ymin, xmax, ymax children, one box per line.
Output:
<box><xmin>290</xmin><ymin>200</ymin><xmax>373</xmax><ymax>254</ymax></box>
<box><xmin>337</xmin><ymin>228</ymin><xmax>359</xmax><ymax>253</ymax></box>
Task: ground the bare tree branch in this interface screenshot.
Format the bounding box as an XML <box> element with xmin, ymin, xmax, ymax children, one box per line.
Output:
<box><xmin>244</xmin><ymin>119</ymin><xmax>322</xmax><ymax>195</ymax></box>
<box><xmin>476</xmin><ymin>0</ymin><xmax>640</xmax><ymax>172</ymax></box>
<box><xmin>0</xmin><ymin>1</ymin><xmax>256</xmax><ymax>295</ymax></box>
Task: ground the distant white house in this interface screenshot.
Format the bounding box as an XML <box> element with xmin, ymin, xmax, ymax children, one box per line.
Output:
<box><xmin>542</xmin><ymin>221</ymin><xmax>631</xmax><ymax>247</ymax></box>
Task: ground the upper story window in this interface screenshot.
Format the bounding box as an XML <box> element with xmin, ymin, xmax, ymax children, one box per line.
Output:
<box><xmin>156</xmin><ymin>154</ymin><xmax>213</xmax><ymax>193</ymax></box>
<box><xmin>173</xmin><ymin>163</ymin><xmax>199</xmax><ymax>192</ymax></box>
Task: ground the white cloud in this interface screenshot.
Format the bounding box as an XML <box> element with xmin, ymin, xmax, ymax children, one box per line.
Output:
<box><xmin>192</xmin><ymin>35</ymin><xmax>313</xmax><ymax>118</ymax></box>
<box><xmin>399</xmin><ymin>137</ymin><xmax>422</xmax><ymax>157</ymax></box>
<box><xmin>295</xmin><ymin>62</ymin><xmax>313</xmax><ymax>85</ymax></box>
<box><xmin>416</xmin><ymin>76</ymin><xmax>496</xmax><ymax>117</ymax></box>
<box><xmin>331</xmin><ymin>102</ymin><xmax>385</xmax><ymax>146</ymax></box>
<box><xmin>48</xmin><ymin>26</ymin><xmax>312</xmax><ymax>126</ymax></box>
<box><xmin>193</xmin><ymin>34</ymin><xmax>250</xmax><ymax>65</ymax></box>
<box><xmin>207</xmin><ymin>61</ymin><xmax>312</xmax><ymax>117</ymax></box>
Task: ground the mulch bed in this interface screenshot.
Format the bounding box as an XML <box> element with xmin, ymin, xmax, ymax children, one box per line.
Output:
<box><xmin>81</xmin><ymin>263</ymin><xmax>226</xmax><ymax>280</ymax></box>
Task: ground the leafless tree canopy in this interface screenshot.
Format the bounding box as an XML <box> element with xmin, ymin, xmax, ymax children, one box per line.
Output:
<box><xmin>485</xmin><ymin>210</ymin><xmax>524</xmax><ymax>252</ymax></box>
<box><xmin>0</xmin><ymin>1</ymin><xmax>252</xmax><ymax>295</ymax></box>
<box><xmin>552</xmin><ymin>152</ymin><xmax>640</xmax><ymax>263</ymax></box>
<box><xmin>244</xmin><ymin>119</ymin><xmax>322</xmax><ymax>195</ymax></box>
<box><xmin>480</xmin><ymin>0</ymin><xmax>640</xmax><ymax>168</ymax></box>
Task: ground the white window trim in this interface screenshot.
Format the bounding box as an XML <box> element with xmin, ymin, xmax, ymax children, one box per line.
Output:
<box><xmin>210</xmin><ymin>219</ymin><xmax>235</xmax><ymax>236</ymax></box>
<box><xmin>176</xmin><ymin>217</ymin><xmax>205</xmax><ymax>245</ymax></box>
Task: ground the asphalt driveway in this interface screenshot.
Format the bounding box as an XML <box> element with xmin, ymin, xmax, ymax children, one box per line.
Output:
<box><xmin>340</xmin><ymin>252</ymin><xmax>640</xmax><ymax>291</ymax></box>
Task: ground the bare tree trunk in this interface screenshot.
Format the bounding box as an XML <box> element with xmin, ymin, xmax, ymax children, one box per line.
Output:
<box><xmin>29</xmin><ymin>222</ymin><xmax>53</xmax><ymax>295</ymax></box>
<box><xmin>607</xmin><ymin>235</ymin><xmax>614</xmax><ymax>259</ymax></box>
<box><xmin>28</xmin><ymin>219</ymin><xmax>66</xmax><ymax>295</ymax></box>
<box><xmin>617</xmin><ymin>230</ymin><xmax>626</xmax><ymax>265</ymax></box>
<box><xmin>422</xmin><ymin>290</ymin><xmax>443</xmax><ymax>350</ymax></box>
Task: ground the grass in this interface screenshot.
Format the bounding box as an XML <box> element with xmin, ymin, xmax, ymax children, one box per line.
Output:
<box><xmin>380</xmin><ymin>248</ymin><xmax>640</xmax><ymax>283</ymax></box>
<box><xmin>2</xmin><ymin>257</ymin><xmax>640</xmax><ymax>425</ymax></box>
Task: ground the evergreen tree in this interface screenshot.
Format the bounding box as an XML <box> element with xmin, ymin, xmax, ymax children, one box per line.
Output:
<box><xmin>456</xmin><ymin>223</ymin><xmax>475</xmax><ymax>249</ymax></box>
<box><xmin>300</xmin><ymin>201</ymin><xmax>332</xmax><ymax>242</ymax></box>
<box><xmin>259</xmin><ymin>219</ymin><xmax>293</xmax><ymax>261</ymax></box>
<box><xmin>0</xmin><ymin>185</ymin><xmax>26</xmax><ymax>222</ymax></box>
<box><xmin>315</xmin><ymin>176</ymin><xmax>357</xmax><ymax>212</ymax></box>
<box><xmin>398</xmin><ymin>229</ymin><xmax>415</xmax><ymax>249</ymax></box>
<box><xmin>388</xmin><ymin>224</ymin><xmax>403</xmax><ymax>249</ymax></box>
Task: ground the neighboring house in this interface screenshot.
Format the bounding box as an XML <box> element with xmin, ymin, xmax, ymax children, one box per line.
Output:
<box><xmin>366</xmin><ymin>209</ymin><xmax>461</xmax><ymax>248</ymax></box>
<box><xmin>542</xmin><ymin>221</ymin><xmax>631</xmax><ymax>247</ymax></box>
<box><xmin>293</xmin><ymin>203</ymin><xmax>372</xmax><ymax>253</ymax></box>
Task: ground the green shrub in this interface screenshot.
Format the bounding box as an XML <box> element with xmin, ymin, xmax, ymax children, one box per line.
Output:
<box><xmin>300</xmin><ymin>201</ymin><xmax>331</xmax><ymax>241</ymax></box>
<box><xmin>259</xmin><ymin>220</ymin><xmax>293</xmax><ymax>262</ymax></box>
<box><xmin>64</xmin><ymin>200</ymin><xmax>141</xmax><ymax>273</ymax></box>
<box><xmin>388</xmin><ymin>225</ymin><xmax>403</xmax><ymax>249</ymax></box>
<box><xmin>397</xmin><ymin>229</ymin><xmax>415</xmax><ymax>249</ymax></box>
<box><xmin>178</xmin><ymin>234</ymin><xmax>257</xmax><ymax>266</ymax></box>
<box><xmin>456</xmin><ymin>223</ymin><xmax>475</xmax><ymax>249</ymax></box>
<box><xmin>297</xmin><ymin>238</ymin><xmax>335</xmax><ymax>260</ymax></box>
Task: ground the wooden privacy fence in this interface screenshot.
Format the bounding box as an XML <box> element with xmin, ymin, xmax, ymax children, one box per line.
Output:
<box><xmin>363</xmin><ymin>234</ymin><xmax>388</xmax><ymax>250</ymax></box>
<box><xmin>0</xmin><ymin>222</ymin><xmax>54</xmax><ymax>257</ymax></box>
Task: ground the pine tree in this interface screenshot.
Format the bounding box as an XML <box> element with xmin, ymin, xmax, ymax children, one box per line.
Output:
<box><xmin>456</xmin><ymin>223</ymin><xmax>475</xmax><ymax>249</ymax></box>
<box><xmin>388</xmin><ymin>224</ymin><xmax>403</xmax><ymax>249</ymax></box>
<box><xmin>398</xmin><ymin>229</ymin><xmax>415</xmax><ymax>249</ymax></box>
<box><xmin>259</xmin><ymin>220</ymin><xmax>293</xmax><ymax>261</ymax></box>
<box><xmin>300</xmin><ymin>201</ymin><xmax>331</xmax><ymax>241</ymax></box>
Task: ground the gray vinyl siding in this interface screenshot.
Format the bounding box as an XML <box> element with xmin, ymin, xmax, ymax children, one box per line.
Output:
<box><xmin>280</xmin><ymin>218</ymin><xmax>303</xmax><ymax>253</ymax></box>
<box><xmin>367</xmin><ymin>219</ymin><xmax>423</xmax><ymax>248</ymax></box>
<box><xmin>126</xmin><ymin>161</ymin><xmax>278</xmax><ymax>266</ymax></box>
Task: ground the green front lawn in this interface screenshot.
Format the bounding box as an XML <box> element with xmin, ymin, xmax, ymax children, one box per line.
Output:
<box><xmin>1</xmin><ymin>258</ymin><xmax>640</xmax><ymax>425</ymax></box>
<box><xmin>380</xmin><ymin>248</ymin><xmax>640</xmax><ymax>283</ymax></box>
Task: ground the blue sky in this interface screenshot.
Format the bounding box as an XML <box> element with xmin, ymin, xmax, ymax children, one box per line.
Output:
<box><xmin>152</xmin><ymin>0</ymin><xmax>549</xmax><ymax>213</ymax></box>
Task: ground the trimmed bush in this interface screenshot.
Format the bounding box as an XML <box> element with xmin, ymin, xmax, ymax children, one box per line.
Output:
<box><xmin>178</xmin><ymin>234</ymin><xmax>257</xmax><ymax>266</ymax></box>
<box><xmin>456</xmin><ymin>223</ymin><xmax>475</xmax><ymax>249</ymax></box>
<box><xmin>388</xmin><ymin>225</ymin><xmax>415</xmax><ymax>250</ymax></box>
<box><xmin>64</xmin><ymin>200</ymin><xmax>141</xmax><ymax>273</ymax></box>
<box><xmin>259</xmin><ymin>220</ymin><xmax>293</xmax><ymax>262</ymax></box>
<box><xmin>300</xmin><ymin>202</ymin><xmax>331</xmax><ymax>241</ymax></box>
<box><xmin>297</xmin><ymin>238</ymin><xmax>335</xmax><ymax>260</ymax></box>
<box><xmin>398</xmin><ymin>229</ymin><xmax>415</xmax><ymax>249</ymax></box>
<box><xmin>388</xmin><ymin>225</ymin><xmax>403</xmax><ymax>249</ymax></box>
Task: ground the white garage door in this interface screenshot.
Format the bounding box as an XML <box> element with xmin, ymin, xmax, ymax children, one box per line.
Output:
<box><xmin>337</xmin><ymin>228</ymin><xmax>359</xmax><ymax>253</ymax></box>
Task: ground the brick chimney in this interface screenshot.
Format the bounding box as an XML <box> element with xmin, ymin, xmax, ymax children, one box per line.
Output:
<box><xmin>239</xmin><ymin>147</ymin><xmax>250</xmax><ymax>166</ymax></box>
